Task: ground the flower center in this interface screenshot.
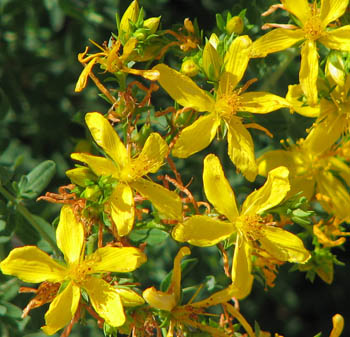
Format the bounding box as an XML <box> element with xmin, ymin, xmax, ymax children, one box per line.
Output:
<box><xmin>303</xmin><ymin>15</ymin><xmax>323</xmax><ymax>40</ymax></box>
<box><xmin>236</xmin><ymin>215</ymin><xmax>265</xmax><ymax>242</ymax></box>
<box><xmin>216</xmin><ymin>91</ymin><xmax>242</xmax><ymax>118</ymax></box>
<box><xmin>69</xmin><ymin>258</ymin><xmax>95</xmax><ymax>285</ymax></box>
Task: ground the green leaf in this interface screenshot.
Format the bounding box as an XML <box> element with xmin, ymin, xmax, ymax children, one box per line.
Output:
<box><xmin>18</xmin><ymin>160</ymin><xmax>56</xmax><ymax>199</ymax></box>
<box><xmin>146</xmin><ymin>228</ymin><xmax>169</xmax><ymax>246</ymax></box>
<box><xmin>0</xmin><ymin>301</ymin><xmax>22</xmax><ymax>318</ymax></box>
<box><xmin>0</xmin><ymin>304</ymin><xmax>7</xmax><ymax>316</ymax></box>
<box><xmin>0</xmin><ymin>219</ymin><xmax>6</xmax><ymax>231</ymax></box>
<box><xmin>32</xmin><ymin>215</ymin><xmax>56</xmax><ymax>252</ymax></box>
<box><xmin>0</xmin><ymin>165</ymin><xmax>12</xmax><ymax>185</ymax></box>
<box><xmin>216</xmin><ymin>13</ymin><xmax>225</xmax><ymax>32</ymax></box>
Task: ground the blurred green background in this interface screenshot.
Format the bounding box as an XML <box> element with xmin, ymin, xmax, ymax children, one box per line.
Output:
<box><xmin>1</xmin><ymin>0</ymin><xmax>349</xmax><ymax>336</ymax></box>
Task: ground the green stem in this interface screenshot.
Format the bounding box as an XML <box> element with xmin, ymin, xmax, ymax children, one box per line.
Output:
<box><xmin>0</xmin><ymin>184</ymin><xmax>60</xmax><ymax>256</ymax></box>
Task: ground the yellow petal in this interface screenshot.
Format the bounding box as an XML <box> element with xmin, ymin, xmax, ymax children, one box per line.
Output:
<box><xmin>172</xmin><ymin>216</ymin><xmax>234</xmax><ymax>247</ymax></box>
<box><xmin>75</xmin><ymin>58</ymin><xmax>97</xmax><ymax>92</ymax></box>
<box><xmin>303</xmin><ymin>108</ymin><xmax>343</xmax><ymax>155</ymax></box>
<box><xmin>84</xmin><ymin>277</ymin><xmax>125</xmax><ymax>327</ymax></box>
<box><xmin>330</xmin><ymin>314</ymin><xmax>344</xmax><ymax>337</ymax></box>
<box><xmin>109</xmin><ymin>183</ymin><xmax>135</xmax><ymax>236</ymax></box>
<box><xmin>169</xmin><ymin>247</ymin><xmax>191</xmax><ymax>303</ymax></box>
<box><xmin>240</xmin><ymin>92</ymin><xmax>289</xmax><ymax>113</ymax></box>
<box><xmin>66</xmin><ymin>167</ymin><xmax>96</xmax><ymax>187</ymax></box>
<box><xmin>231</xmin><ymin>238</ymin><xmax>254</xmax><ymax>299</ymax></box>
<box><xmin>130</xmin><ymin>178</ymin><xmax>182</xmax><ymax>221</ymax></box>
<box><xmin>172</xmin><ymin>113</ymin><xmax>220</xmax><ymax>158</ymax></box>
<box><xmin>57</xmin><ymin>206</ymin><xmax>84</xmax><ymax>265</ymax></box>
<box><xmin>242</xmin><ymin>166</ymin><xmax>290</xmax><ymax>215</ymax></box>
<box><xmin>202</xmin><ymin>40</ymin><xmax>222</xmax><ymax>81</ymax></box>
<box><xmin>0</xmin><ymin>246</ymin><xmax>66</xmax><ymax>283</ymax></box>
<box><xmin>316</xmin><ymin>171</ymin><xmax>350</xmax><ymax>221</ymax></box>
<box><xmin>250</xmin><ymin>28</ymin><xmax>304</xmax><ymax>58</ymax></box>
<box><xmin>288</xmin><ymin>175</ymin><xmax>315</xmax><ymax>200</ymax></box>
<box><xmin>85</xmin><ymin>112</ymin><xmax>129</xmax><ymax>170</ymax></box>
<box><xmin>224</xmin><ymin>35</ymin><xmax>252</xmax><ymax>88</ymax></box>
<box><xmin>326</xmin><ymin>54</ymin><xmax>346</xmax><ymax>87</ymax></box>
<box><xmin>90</xmin><ymin>246</ymin><xmax>147</xmax><ymax>273</ymax></box>
<box><xmin>225</xmin><ymin>117</ymin><xmax>257</xmax><ymax>182</ymax></box>
<box><xmin>329</xmin><ymin>157</ymin><xmax>350</xmax><ymax>184</ymax></box>
<box><xmin>143</xmin><ymin>287</ymin><xmax>177</xmax><ymax>311</ymax></box>
<box><xmin>257</xmin><ymin>149</ymin><xmax>300</xmax><ymax>177</ymax></box>
<box><xmin>259</xmin><ymin>226</ymin><xmax>310</xmax><ymax>263</ymax></box>
<box><xmin>320</xmin><ymin>26</ymin><xmax>350</xmax><ymax>51</ymax></box>
<box><xmin>120</xmin><ymin>38</ymin><xmax>138</xmax><ymax>61</ymax></box>
<box><xmin>153</xmin><ymin>64</ymin><xmax>215</xmax><ymax>112</ymax></box>
<box><xmin>320</xmin><ymin>0</ymin><xmax>348</xmax><ymax>27</ymax></box>
<box><xmin>115</xmin><ymin>288</ymin><xmax>144</xmax><ymax>307</ymax></box>
<box><xmin>71</xmin><ymin>153</ymin><xmax>118</xmax><ymax>178</ymax></box>
<box><xmin>286</xmin><ymin>84</ymin><xmax>320</xmax><ymax>117</ymax></box>
<box><xmin>131</xmin><ymin>133</ymin><xmax>168</xmax><ymax>176</ymax></box>
<box><xmin>203</xmin><ymin>154</ymin><xmax>239</xmax><ymax>222</ymax></box>
<box><xmin>300</xmin><ymin>40</ymin><xmax>319</xmax><ymax>106</ymax></box>
<box><xmin>191</xmin><ymin>283</ymin><xmax>239</xmax><ymax>308</ymax></box>
<box><xmin>281</xmin><ymin>0</ymin><xmax>311</xmax><ymax>25</ymax></box>
<box><xmin>42</xmin><ymin>282</ymin><xmax>80</xmax><ymax>335</ymax></box>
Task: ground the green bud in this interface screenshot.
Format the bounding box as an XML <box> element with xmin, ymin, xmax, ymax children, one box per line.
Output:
<box><xmin>81</xmin><ymin>185</ymin><xmax>101</xmax><ymax>201</ymax></box>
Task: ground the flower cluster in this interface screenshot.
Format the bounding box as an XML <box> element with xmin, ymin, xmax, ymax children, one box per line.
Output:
<box><xmin>1</xmin><ymin>1</ymin><xmax>349</xmax><ymax>336</ymax></box>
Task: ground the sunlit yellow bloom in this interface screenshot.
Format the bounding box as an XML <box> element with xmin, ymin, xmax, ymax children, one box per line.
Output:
<box><xmin>250</xmin><ymin>0</ymin><xmax>350</xmax><ymax>105</ymax></box>
<box><xmin>0</xmin><ymin>206</ymin><xmax>146</xmax><ymax>335</ymax></box>
<box><xmin>154</xmin><ymin>36</ymin><xmax>289</xmax><ymax>181</ymax></box>
<box><xmin>258</xmin><ymin>136</ymin><xmax>350</xmax><ymax>221</ymax></box>
<box><xmin>300</xmin><ymin>55</ymin><xmax>350</xmax><ymax>155</ymax></box>
<box><xmin>68</xmin><ymin>112</ymin><xmax>182</xmax><ymax>236</ymax></box>
<box><xmin>143</xmin><ymin>247</ymin><xmax>238</xmax><ymax>337</ymax></box>
<box><xmin>172</xmin><ymin>155</ymin><xmax>310</xmax><ymax>299</ymax></box>
<box><xmin>75</xmin><ymin>38</ymin><xmax>159</xmax><ymax>92</ymax></box>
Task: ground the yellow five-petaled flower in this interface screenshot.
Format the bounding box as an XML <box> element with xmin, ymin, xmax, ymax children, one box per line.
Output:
<box><xmin>154</xmin><ymin>36</ymin><xmax>289</xmax><ymax>181</ymax></box>
<box><xmin>0</xmin><ymin>206</ymin><xmax>147</xmax><ymax>335</ymax></box>
<box><xmin>67</xmin><ymin>112</ymin><xmax>182</xmax><ymax>236</ymax></box>
<box><xmin>172</xmin><ymin>155</ymin><xmax>310</xmax><ymax>299</ymax></box>
<box><xmin>251</xmin><ymin>0</ymin><xmax>350</xmax><ymax>105</ymax></box>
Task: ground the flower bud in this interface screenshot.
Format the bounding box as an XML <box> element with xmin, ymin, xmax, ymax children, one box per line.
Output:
<box><xmin>144</xmin><ymin>16</ymin><xmax>161</xmax><ymax>34</ymax></box>
<box><xmin>119</xmin><ymin>0</ymin><xmax>140</xmax><ymax>40</ymax></box>
<box><xmin>180</xmin><ymin>59</ymin><xmax>199</xmax><ymax>77</ymax></box>
<box><xmin>226</xmin><ymin>16</ymin><xmax>244</xmax><ymax>35</ymax></box>
<box><xmin>202</xmin><ymin>39</ymin><xmax>222</xmax><ymax>81</ymax></box>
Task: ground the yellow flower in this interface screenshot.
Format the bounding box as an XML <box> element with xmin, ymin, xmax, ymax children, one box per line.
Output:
<box><xmin>0</xmin><ymin>206</ymin><xmax>146</xmax><ymax>335</ymax></box>
<box><xmin>154</xmin><ymin>36</ymin><xmax>288</xmax><ymax>181</ymax></box>
<box><xmin>300</xmin><ymin>55</ymin><xmax>350</xmax><ymax>155</ymax></box>
<box><xmin>258</xmin><ymin>137</ymin><xmax>350</xmax><ymax>221</ymax></box>
<box><xmin>172</xmin><ymin>154</ymin><xmax>310</xmax><ymax>299</ymax></box>
<box><xmin>250</xmin><ymin>0</ymin><xmax>350</xmax><ymax>105</ymax></box>
<box><xmin>68</xmin><ymin>112</ymin><xmax>182</xmax><ymax>236</ymax></box>
<box><xmin>75</xmin><ymin>39</ymin><xmax>159</xmax><ymax>93</ymax></box>
<box><xmin>143</xmin><ymin>247</ymin><xmax>238</xmax><ymax>337</ymax></box>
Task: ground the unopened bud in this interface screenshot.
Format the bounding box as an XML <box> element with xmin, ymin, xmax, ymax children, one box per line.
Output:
<box><xmin>180</xmin><ymin>59</ymin><xmax>199</xmax><ymax>77</ymax></box>
<box><xmin>144</xmin><ymin>16</ymin><xmax>161</xmax><ymax>34</ymax></box>
<box><xmin>226</xmin><ymin>16</ymin><xmax>244</xmax><ymax>35</ymax></box>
